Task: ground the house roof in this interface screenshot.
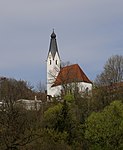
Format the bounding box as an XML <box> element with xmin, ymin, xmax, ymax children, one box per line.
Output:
<box><xmin>48</xmin><ymin>30</ymin><xmax>60</xmax><ymax>59</ymax></box>
<box><xmin>52</xmin><ymin>64</ymin><xmax>92</xmax><ymax>87</ymax></box>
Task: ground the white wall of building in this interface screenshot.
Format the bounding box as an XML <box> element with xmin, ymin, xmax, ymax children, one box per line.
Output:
<box><xmin>78</xmin><ymin>82</ymin><xmax>92</xmax><ymax>92</ymax></box>
<box><xmin>50</xmin><ymin>82</ymin><xmax>92</xmax><ymax>97</ymax></box>
<box><xmin>47</xmin><ymin>51</ymin><xmax>61</xmax><ymax>97</ymax></box>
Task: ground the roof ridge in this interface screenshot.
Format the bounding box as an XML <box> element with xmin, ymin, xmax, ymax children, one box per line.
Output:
<box><xmin>61</xmin><ymin>64</ymin><xmax>78</xmax><ymax>69</ymax></box>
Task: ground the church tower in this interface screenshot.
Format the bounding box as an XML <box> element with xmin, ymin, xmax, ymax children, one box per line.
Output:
<box><xmin>47</xmin><ymin>31</ymin><xmax>61</xmax><ymax>97</ymax></box>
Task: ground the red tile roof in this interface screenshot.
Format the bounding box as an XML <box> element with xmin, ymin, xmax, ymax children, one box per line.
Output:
<box><xmin>52</xmin><ymin>64</ymin><xmax>92</xmax><ymax>87</ymax></box>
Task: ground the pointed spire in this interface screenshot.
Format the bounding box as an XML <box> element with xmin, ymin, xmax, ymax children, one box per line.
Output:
<box><xmin>48</xmin><ymin>30</ymin><xmax>60</xmax><ymax>59</ymax></box>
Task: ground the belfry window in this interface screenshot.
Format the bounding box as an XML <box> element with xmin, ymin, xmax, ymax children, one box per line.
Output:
<box><xmin>50</xmin><ymin>60</ymin><xmax>51</xmax><ymax>65</ymax></box>
<box><xmin>56</xmin><ymin>60</ymin><xmax>58</xmax><ymax>65</ymax></box>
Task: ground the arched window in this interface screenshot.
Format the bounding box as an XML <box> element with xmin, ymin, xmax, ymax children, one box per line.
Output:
<box><xmin>56</xmin><ymin>60</ymin><xmax>58</xmax><ymax>65</ymax></box>
<box><xmin>85</xmin><ymin>87</ymin><xmax>89</xmax><ymax>94</ymax></box>
<box><xmin>50</xmin><ymin>60</ymin><xmax>51</xmax><ymax>65</ymax></box>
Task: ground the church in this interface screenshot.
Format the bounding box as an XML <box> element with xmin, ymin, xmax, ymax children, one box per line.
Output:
<box><xmin>47</xmin><ymin>31</ymin><xmax>92</xmax><ymax>98</ymax></box>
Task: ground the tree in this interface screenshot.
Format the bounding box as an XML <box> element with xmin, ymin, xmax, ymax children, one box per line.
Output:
<box><xmin>43</xmin><ymin>103</ymin><xmax>63</xmax><ymax>129</ymax></box>
<box><xmin>95</xmin><ymin>55</ymin><xmax>123</xmax><ymax>86</ymax></box>
<box><xmin>93</xmin><ymin>55</ymin><xmax>123</xmax><ymax>108</ymax></box>
<box><xmin>26</xmin><ymin>128</ymin><xmax>70</xmax><ymax>150</ymax></box>
<box><xmin>43</xmin><ymin>100</ymin><xmax>78</xmax><ymax>145</ymax></box>
<box><xmin>0</xmin><ymin>78</ymin><xmax>43</xmax><ymax>150</ymax></box>
<box><xmin>85</xmin><ymin>100</ymin><xmax>123</xmax><ymax>150</ymax></box>
<box><xmin>0</xmin><ymin>78</ymin><xmax>35</xmax><ymax>102</ymax></box>
<box><xmin>0</xmin><ymin>101</ymin><xmax>42</xmax><ymax>150</ymax></box>
<box><xmin>36</xmin><ymin>81</ymin><xmax>47</xmax><ymax>102</ymax></box>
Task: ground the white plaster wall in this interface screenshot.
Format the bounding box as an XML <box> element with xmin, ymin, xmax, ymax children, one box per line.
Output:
<box><xmin>47</xmin><ymin>52</ymin><xmax>61</xmax><ymax>97</ymax></box>
<box><xmin>51</xmin><ymin>82</ymin><xmax>92</xmax><ymax>97</ymax></box>
<box><xmin>49</xmin><ymin>85</ymin><xmax>62</xmax><ymax>97</ymax></box>
<box><xmin>78</xmin><ymin>82</ymin><xmax>92</xmax><ymax>92</ymax></box>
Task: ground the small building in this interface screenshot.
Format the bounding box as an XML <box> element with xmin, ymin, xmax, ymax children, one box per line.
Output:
<box><xmin>16</xmin><ymin>99</ymin><xmax>42</xmax><ymax>111</ymax></box>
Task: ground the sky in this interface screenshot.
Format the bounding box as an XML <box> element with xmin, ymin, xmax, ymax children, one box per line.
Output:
<box><xmin>0</xmin><ymin>0</ymin><xmax>123</xmax><ymax>87</ymax></box>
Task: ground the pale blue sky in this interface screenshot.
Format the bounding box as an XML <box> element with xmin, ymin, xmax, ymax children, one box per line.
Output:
<box><xmin>0</xmin><ymin>0</ymin><xmax>123</xmax><ymax>87</ymax></box>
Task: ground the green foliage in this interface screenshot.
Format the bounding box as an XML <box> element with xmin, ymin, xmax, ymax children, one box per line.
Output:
<box><xmin>64</xmin><ymin>93</ymin><xmax>74</xmax><ymax>103</ymax></box>
<box><xmin>43</xmin><ymin>100</ymin><xmax>78</xmax><ymax>145</ymax></box>
<box><xmin>54</xmin><ymin>100</ymin><xmax>72</xmax><ymax>132</ymax></box>
<box><xmin>85</xmin><ymin>100</ymin><xmax>123</xmax><ymax>150</ymax></box>
<box><xmin>43</xmin><ymin>103</ymin><xmax>62</xmax><ymax>128</ymax></box>
<box><xmin>26</xmin><ymin>128</ymin><xmax>70</xmax><ymax>150</ymax></box>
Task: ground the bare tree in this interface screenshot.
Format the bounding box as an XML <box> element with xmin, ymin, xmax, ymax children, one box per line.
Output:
<box><xmin>36</xmin><ymin>81</ymin><xmax>47</xmax><ymax>102</ymax></box>
<box><xmin>95</xmin><ymin>55</ymin><xmax>123</xmax><ymax>86</ymax></box>
<box><xmin>0</xmin><ymin>78</ymin><xmax>44</xmax><ymax>149</ymax></box>
<box><xmin>93</xmin><ymin>55</ymin><xmax>123</xmax><ymax>107</ymax></box>
<box><xmin>36</xmin><ymin>81</ymin><xmax>46</xmax><ymax>93</ymax></box>
<box><xmin>0</xmin><ymin>78</ymin><xmax>35</xmax><ymax>101</ymax></box>
<box><xmin>0</xmin><ymin>97</ymin><xmax>42</xmax><ymax>150</ymax></box>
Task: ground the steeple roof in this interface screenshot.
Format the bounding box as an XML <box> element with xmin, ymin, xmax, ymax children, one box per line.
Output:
<box><xmin>48</xmin><ymin>30</ymin><xmax>60</xmax><ymax>59</ymax></box>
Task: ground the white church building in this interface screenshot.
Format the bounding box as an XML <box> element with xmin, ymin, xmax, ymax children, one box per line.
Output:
<box><xmin>47</xmin><ymin>31</ymin><xmax>92</xmax><ymax>98</ymax></box>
